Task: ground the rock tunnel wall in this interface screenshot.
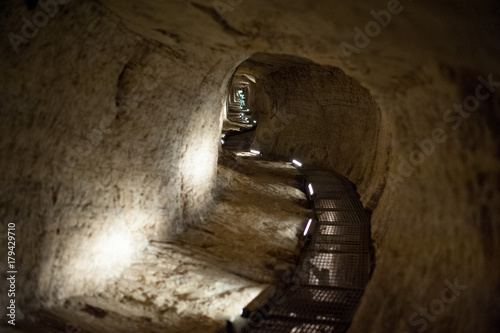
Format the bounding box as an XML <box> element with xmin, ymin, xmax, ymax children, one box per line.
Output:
<box><xmin>1</xmin><ymin>0</ymin><xmax>500</xmax><ymax>332</ymax></box>
<box><xmin>0</xmin><ymin>1</ymin><xmax>240</xmax><ymax>310</ymax></box>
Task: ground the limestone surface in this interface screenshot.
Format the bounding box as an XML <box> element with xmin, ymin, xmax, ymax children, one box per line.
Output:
<box><xmin>1</xmin><ymin>0</ymin><xmax>499</xmax><ymax>332</ymax></box>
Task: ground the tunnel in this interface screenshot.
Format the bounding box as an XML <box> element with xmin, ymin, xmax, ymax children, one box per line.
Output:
<box><xmin>1</xmin><ymin>1</ymin><xmax>500</xmax><ymax>332</ymax></box>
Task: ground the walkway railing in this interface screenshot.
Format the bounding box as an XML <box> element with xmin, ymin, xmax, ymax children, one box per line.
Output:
<box><xmin>225</xmin><ymin>164</ymin><xmax>372</xmax><ymax>333</ymax></box>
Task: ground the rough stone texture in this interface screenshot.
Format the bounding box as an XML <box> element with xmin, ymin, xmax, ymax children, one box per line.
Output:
<box><xmin>0</xmin><ymin>0</ymin><xmax>236</xmax><ymax>318</ymax></box>
<box><xmin>1</xmin><ymin>0</ymin><xmax>500</xmax><ymax>332</ymax></box>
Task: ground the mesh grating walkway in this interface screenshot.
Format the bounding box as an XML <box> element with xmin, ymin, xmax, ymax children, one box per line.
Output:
<box><xmin>234</xmin><ymin>165</ymin><xmax>372</xmax><ymax>333</ymax></box>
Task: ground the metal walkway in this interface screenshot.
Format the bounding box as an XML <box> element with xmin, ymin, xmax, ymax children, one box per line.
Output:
<box><xmin>227</xmin><ymin>164</ymin><xmax>372</xmax><ymax>333</ymax></box>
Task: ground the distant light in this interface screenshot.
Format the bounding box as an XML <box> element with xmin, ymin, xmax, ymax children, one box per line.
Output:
<box><xmin>253</xmin><ymin>120</ymin><xmax>257</xmax><ymax>123</ymax></box>
<box><xmin>308</xmin><ymin>183</ymin><xmax>314</xmax><ymax>195</ymax></box>
<box><xmin>292</xmin><ymin>159</ymin><xmax>302</xmax><ymax>167</ymax></box>
<box><xmin>250</xmin><ymin>149</ymin><xmax>260</xmax><ymax>155</ymax></box>
<box><xmin>221</xmin><ymin>139</ymin><xmax>224</xmax><ymax>144</ymax></box>
<box><xmin>303</xmin><ymin>219</ymin><xmax>312</xmax><ymax>236</ymax></box>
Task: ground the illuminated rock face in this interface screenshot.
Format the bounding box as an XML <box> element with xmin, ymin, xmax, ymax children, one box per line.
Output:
<box><xmin>1</xmin><ymin>0</ymin><xmax>500</xmax><ymax>332</ymax></box>
<box><xmin>0</xmin><ymin>1</ymin><xmax>233</xmax><ymax>311</ymax></box>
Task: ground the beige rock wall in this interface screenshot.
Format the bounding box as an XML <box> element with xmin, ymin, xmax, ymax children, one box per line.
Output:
<box><xmin>1</xmin><ymin>0</ymin><xmax>499</xmax><ymax>332</ymax></box>
<box><xmin>0</xmin><ymin>0</ymin><xmax>235</xmax><ymax>312</ymax></box>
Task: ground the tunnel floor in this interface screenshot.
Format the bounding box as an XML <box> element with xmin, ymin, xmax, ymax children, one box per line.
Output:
<box><xmin>16</xmin><ymin>133</ymin><xmax>370</xmax><ymax>333</ymax></box>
